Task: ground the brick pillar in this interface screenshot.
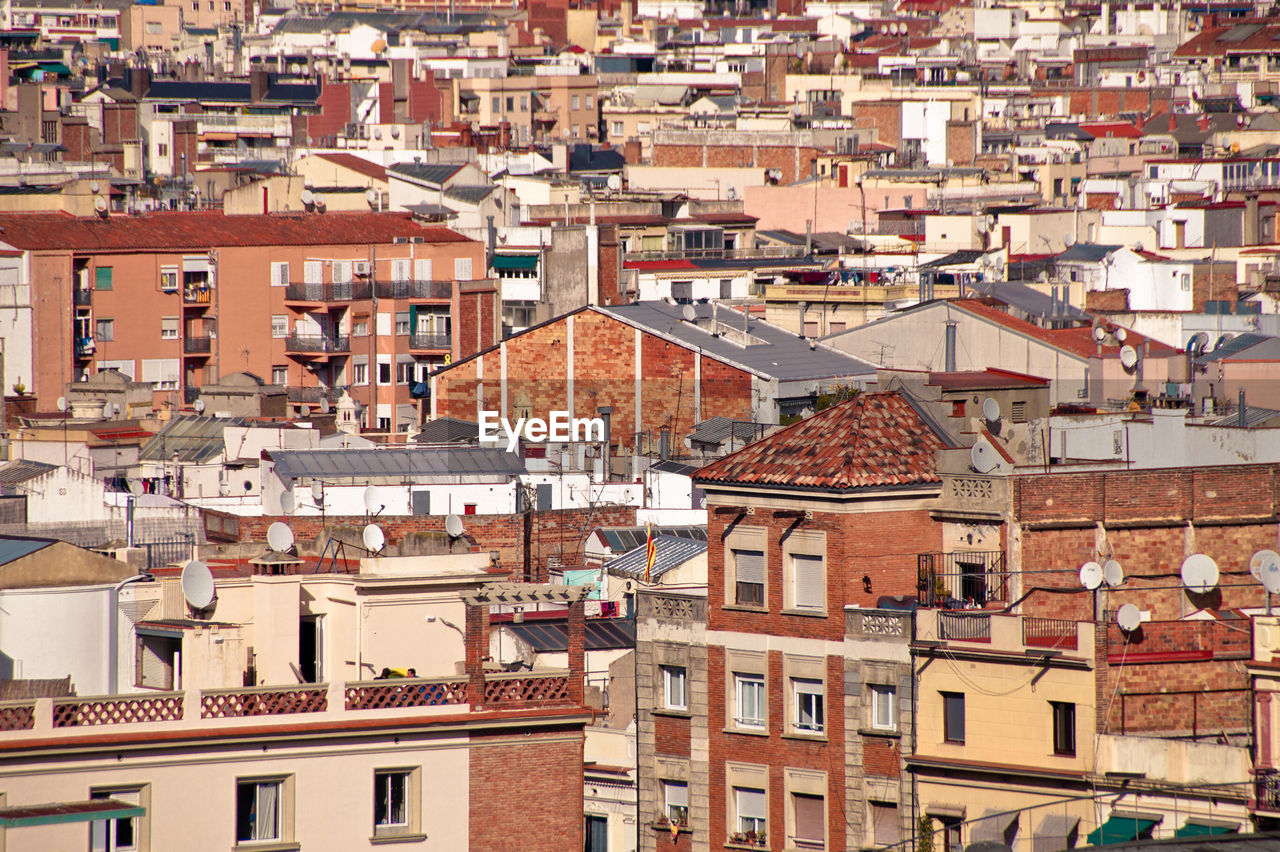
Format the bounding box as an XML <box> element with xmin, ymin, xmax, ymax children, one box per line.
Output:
<box><xmin>466</xmin><ymin>602</ymin><xmax>489</xmax><ymax>707</ymax></box>
<box><xmin>567</xmin><ymin>598</ymin><xmax>585</xmax><ymax>705</ymax></box>
<box><xmin>1260</xmin><ymin>692</ymin><xmax>1274</xmax><ymax>769</ymax></box>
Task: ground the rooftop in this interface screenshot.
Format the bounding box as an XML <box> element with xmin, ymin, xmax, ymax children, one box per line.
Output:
<box><xmin>268</xmin><ymin>446</ymin><xmax>527</xmax><ymax>483</ymax></box>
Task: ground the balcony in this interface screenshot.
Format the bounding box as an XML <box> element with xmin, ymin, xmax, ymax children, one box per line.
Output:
<box><xmin>285</xmin><ymin>281</ymin><xmax>373</xmax><ymax>303</ymax></box>
<box><xmin>183</xmin><ymin>386</ymin><xmax>200</xmax><ymax>404</ymax></box>
<box><xmin>845</xmin><ymin>608</ymin><xmax>913</xmax><ymax>639</ymax></box>
<box><xmin>375</xmin><ymin>280</ymin><xmax>453</xmax><ymax>300</ymax></box>
<box><xmin>286</xmin><ymin>385</ymin><xmax>349</xmax><ymax>404</ymax></box>
<box><xmin>1258</xmin><ymin>772</ymin><xmax>1280</xmax><ymax>814</ymax></box>
<box><xmin>73</xmin><ymin>288</ymin><xmax>91</xmax><ymax>307</ymax></box>
<box><xmin>183</xmin><ymin>284</ymin><xmax>213</xmax><ymax>306</ymax></box>
<box><xmin>184</xmin><ymin>336</ymin><xmax>211</xmax><ymax>355</ymax></box>
<box><xmin>636</xmin><ymin>591</ymin><xmax>706</xmax><ymax>624</ymax></box>
<box><xmin>913</xmin><ymin>609</ymin><xmax>1093</xmax><ymax>657</ymax></box>
<box><xmin>917</xmin><ymin>551</ymin><xmax>1008</xmax><ymax>607</ymax></box>
<box><xmin>285</xmin><ymin>334</ymin><xmax>350</xmax><ymax>355</ymax></box>
<box><xmin>410</xmin><ymin>332</ymin><xmax>452</xmax><ymax>351</ymax></box>
<box><xmin>74</xmin><ymin>336</ymin><xmax>95</xmax><ymax>358</ymax></box>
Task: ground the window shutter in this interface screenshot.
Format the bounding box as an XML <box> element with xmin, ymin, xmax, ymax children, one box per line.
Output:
<box><xmin>414</xmin><ymin>258</ymin><xmax>432</xmax><ymax>281</ymax></box>
<box><xmin>391</xmin><ymin>258</ymin><xmax>411</xmax><ymax>282</ymax></box>
<box><xmin>872</xmin><ymin>802</ymin><xmax>900</xmax><ymax>846</ymax></box>
<box><xmin>794</xmin><ymin>794</ymin><xmax>824</xmax><ymax>842</ymax></box>
<box><xmin>793</xmin><ymin>554</ymin><xmax>824</xmax><ymax>609</ymax></box>
<box><xmin>737</xmin><ymin>788</ymin><xmax>765</xmax><ymax>820</ymax></box>
<box><xmin>736</xmin><ymin>550</ymin><xmax>764</xmax><ymax>584</ymax></box>
<box><xmin>304</xmin><ymin>261</ymin><xmax>323</xmax><ymax>284</ymax></box>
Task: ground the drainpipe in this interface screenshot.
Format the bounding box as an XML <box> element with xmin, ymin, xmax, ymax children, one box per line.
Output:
<box><xmin>944</xmin><ymin>321</ymin><xmax>957</xmax><ymax>372</ymax></box>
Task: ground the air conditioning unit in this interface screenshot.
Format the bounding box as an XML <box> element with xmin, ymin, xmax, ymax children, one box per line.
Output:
<box><xmin>353</xmin><ymin>261</ymin><xmax>370</xmax><ymax>276</ymax></box>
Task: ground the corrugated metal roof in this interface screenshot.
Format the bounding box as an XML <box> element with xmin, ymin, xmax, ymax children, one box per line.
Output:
<box><xmin>0</xmin><ymin>536</ymin><xmax>54</xmax><ymax>566</ymax></box>
<box><xmin>596</xmin><ymin>525</ymin><xmax>706</xmax><ymax>554</ymax></box>
<box><xmin>607</xmin><ymin>535</ymin><xmax>706</xmax><ymax>581</ymax></box>
<box><xmin>690</xmin><ymin>416</ymin><xmax>769</xmax><ymax>446</ymax></box>
<box><xmin>0</xmin><ymin>459</ymin><xmax>56</xmax><ymax>487</ymax></box>
<box><xmin>506</xmin><ymin>618</ymin><xmax>636</xmax><ymax>652</ymax></box>
<box><xmin>270</xmin><ymin>446</ymin><xmax>526</xmax><ymax>482</ymax></box>
<box><xmin>1197</xmin><ymin>333</ymin><xmax>1280</xmax><ymax>364</ymax></box>
<box><xmin>414</xmin><ymin>417</ymin><xmax>480</xmax><ymax>444</ymax></box>
<box><xmin>140</xmin><ymin>416</ymin><xmax>246</xmax><ymax>463</ymax></box>
<box><xmin>388</xmin><ymin>162</ymin><xmax>466</xmax><ymax>187</ymax></box>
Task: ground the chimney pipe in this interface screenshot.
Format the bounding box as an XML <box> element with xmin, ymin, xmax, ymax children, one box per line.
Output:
<box><xmin>944</xmin><ymin>321</ymin><xmax>957</xmax><ymax>372</ymax></box>
<box><xmin>1240</xmin><ymin>387</ymin><xmax>1248</xmax><ymax>427</ymax></box>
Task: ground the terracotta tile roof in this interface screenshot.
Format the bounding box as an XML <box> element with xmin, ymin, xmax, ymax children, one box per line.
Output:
<box><xmin>951</xmin><ymin>300</ymin><xmax>1179</xmax><ymax>359</ymax></box>
<box><xmin>0</xmin><ymin>211</ymin><xmax>470</xmax><ymax>252</ymax></box>
<box><xmin>314</xmin><ymin>152</ymin><xmax>389</xmax><ymax>183</ymax></box>
<box><xmin>692</xmin><ymin>391</ymin><xmax>951</xmax><ymax>491</ymax></box>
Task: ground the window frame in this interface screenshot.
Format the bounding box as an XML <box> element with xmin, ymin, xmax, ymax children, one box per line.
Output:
<box><xmin>89</xmin><ymin>784</ymin><xmax>149</xmax><ymax>852</ymax></box>
<box><xmin>734</xmin><ymin>786</ymin><xmax>767</xmax><ymax>836</ymax></box>
<box><xmin>96</xmin><ymin>318</ymin><xmax>115</xmax><ymax>341</ymax></box>
<box><xmin>373</xmin><ymin>766</ymin><xmax>421</xmax><ymax>838</ymax></box>
<box><xmin>792</xmin><ymin>678</ymin><xmax>825</xmax><ymax>735</ymax></box>
<box><xmin>942</xmin><ymin>691</ymin><xmax>965</xmax><ymax>744</ymax></box>
<box><xmin>662</xmin><ymin>779</ymin><xmax>689</xmax><ymax>826</ymax></box>
<box><xmin>734</xmin><ymin>672</ymin><xmax>766</xmax><ymax>730</ymax></box>
<box><xmin>234</xmin><ymin>775</ymin><xmax>293</xmax><ymax>846</ymax></box>
<box><xmin>871</xmin><ymin>683</ymin><xmax>897</xmax><ymax>731</ymax></box>
<box><xmin>1051</xmin><ymin>701</ymin><xmax>1076</xmax><ymax>756</ymax></box>
<box><xmin>661</xmin><ymin>664</ymin><xmax>688</xmax><ymax>711</ymax></box>
<box><xmin>784</xmin><ymin>530</ymin><xmax>827</xmax><ymax>614</ymax></box>
<box><xmin>160</xmin><ymin>316</ymin><xmax>179</xmax><ymax>340</ymax></box>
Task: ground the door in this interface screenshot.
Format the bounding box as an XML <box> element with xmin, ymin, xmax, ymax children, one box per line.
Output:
<box><xmin>391</xmin><ymin>258</ymin><xmax>411</xmax><ymax>283</ymax></box>
<box><xmin>299</xmin><ymin>616</ymin><xmax>322</xmax><ymax>683</ymax></box>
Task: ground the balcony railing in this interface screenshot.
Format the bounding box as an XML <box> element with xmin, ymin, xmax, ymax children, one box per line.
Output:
<box><xmin>1023</xmin><ymin>617</ymin><xmax>1078</xmax><ymax>651</ymax></box>
<box><xmin>285</xmin><ymin>334</ymin><xmax>350</xmax><ymax>354</ymax></box>
<box><xmin>285</xmin><ymin>281</ymin><xmax>372</xmax><ymax>302</ymax></box>
<box><xmin>184</xmin><ymin>336</ymin><xmax>212</xmax><ymax>354</ymax></box>
<box><xmin>183</xmin><ymin>284</ymin><xmax>212</xmax><ymax>305</ymax></box>
<box><xmin>74</xmin><ymin>288</ymin><xmax>92</xmax><ymax>307</ymax></box>
<box><xmin>345</xmin><ymin>677</ymin><xmax>469</xmax><ymax>711</ymax></box>
<box><xmin>410</xmin><ymin>332</ymin><xmax>452</xmax><ymax>350</ymax></box>
<box><xmin>1258</xmin><ymin>772</ymin><xmax>1280</xmax><ymax>813</ymax></box>
<box><xmin>938</xmin><ymin>611</ymin><xmax>991</xmax><ymax>643</ymax></box>
<box><xmin>375</xmin><ymin>279</ymin><xmax>453</xmax><ymax>300</ymax></box>
<box><xmin>183</xmin><ymin>386</ymin><xmax>200</xmax><ymax>404</ymax></box>
<box><xmin>918</xmin><ymin>551</ymin><xmax>1008</xmax><ymax>607</ymax></box>
<box><xmin>201</xmin><ymin>684</ymin><xmax>328</xmax><ymax>718</ymax></box>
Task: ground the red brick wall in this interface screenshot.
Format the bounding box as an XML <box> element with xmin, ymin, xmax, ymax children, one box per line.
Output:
<box><xmin>455</xmin><ymin>285</ymin><xmax>500</xmax><ymax>361</ymax></box>
<box><xmin>651</xmin><ymin>144</ymin><xmax>820</xmax><ymax>185</ymax></box>
<box><xmin>1085</xmin><ymin>288</ymin><xmax>1130</xmax><ymax>312</ymax></box>
<box><xmin>308</xmin><ymin>80</ymin><xmax>352</xmax><ymax>142</ymax></box>
<box><xmin>654</xmin><ymin>713</ymin><xmax>691</xmax><ymax>757</ymax></box>
<box><xmin>862</xmin><ymin>736</ymin><xmax>900</xmax><ymax>777</ymax></box>
<box><xmin>469</xmin><ymin>726</ymin><xmax>584</xmax><ymax>850</ymax></box>
<box><xmin>1192</xmin><ymin>264</ymin><xmax>1237</xmax><ymax>311</ymax></box>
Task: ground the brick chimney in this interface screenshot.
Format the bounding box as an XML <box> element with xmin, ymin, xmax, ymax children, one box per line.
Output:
<box><xmin>250</xmin><ymin>68</ymin><xmax>270</xmax><ymax>103</ymax></box>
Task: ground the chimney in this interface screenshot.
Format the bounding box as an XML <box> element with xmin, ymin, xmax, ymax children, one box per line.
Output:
<box><xmin>250</xmin><ymin>68</ymin><xmax>270</xmax><ymax>103</ymax></box>
<box><xmin>486</xmin><ymin>215</ymin><xmax>496</xmax><ymax>272</ymax></box>
<box><xmin>129</xmin><ymin>67</ymin><xmax>151</xmax><ymax>100</ymax></box>
<box><xmin>1245</xmin><ymin>194</ymin><xmax>1261</xmax><ymax>246</ymax></box>
<box><xmin>1239</xmin><ymin>387</ymin><xmax>1247</xmax><ymax>427</ymax></box>
<box><xmin>944</xmin><ymin>321</ymin><xmax>957</xmax><ymax>372</ymax></box>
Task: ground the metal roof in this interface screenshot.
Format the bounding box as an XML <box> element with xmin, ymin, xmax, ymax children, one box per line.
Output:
<box><xmin>596</xmin><ymin>302</ymin><xmax>877</xmax><ymax>383</ymax></box>
<box><xmin>139</xmin><ymin>416</ymin><xmax>247</xmax><ymax>463</ymax></box>
<box><xmin>1057</xmin><ymin>243</ymin><xmax>1123</xmax><ymax>263</ymax></box>
<box><xmin>596</xmin><ymin>525</ymin><xmax>706</xmax><ymax>554</ymax></box>
<box><xmin>388</xmin><ymin>162</ymin><xmax>466</xmax><ymax>187</ymax></box>
<box><xmin>967</xmin><ymin>278</ymin><xmax>1091</xmax><ymax>322</ymax></box>
<box><xmin>606</xmin><ymin>534</ymin><xmax>707</xmax><ymax>581</ymax></box>
<box><xmin>1196</xmin><ymin>333</ymin><xmax>1280</xmax><ymax>364</ymax></box>
<box><xmin>0</xmin><ymin>536</ymin><xmax>54</xmax><ymax>566</ymax></box>
<box><xmin>506</xmin><ymin>618</ymin><xmax>635</xmax><ymax>652</ymax></box>
<box><xmin>1207</xmin><ymin>405</ymin><xmax>1280</xmax><ymax>428</ymax></box>
<box><xmin>414</xmin><ymin>417</ymin><xmax>480</xmax><ymax>444</ymax></box>
<box><xmin>0</xmin><ymin>459</ymin><xmax>56</xmax><ymax>488</ymax></box>
<box><xmin>920</xmin><ymin>250</ymin><xmax>985</xmax><ymax>269</ymax></box>
<box><xmin>690</xmin><ymin>416</ymin><xmax>769</xmax><ymax>447</ymax></box>
<box><xmin>270</xmin><ymin>446</ymin><xmax>526</xmax><ymax>483</ymax></box>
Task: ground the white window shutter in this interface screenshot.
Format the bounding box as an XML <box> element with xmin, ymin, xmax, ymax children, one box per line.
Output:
<box><xmin>735</xmin><ymin>550</ymin><xmax>764</xmax><ymax>584</ymax></box>
<box><xmin>793</xmin><ymin>554</ymin><xmax>824</xmax><ymax>609</ymax></box>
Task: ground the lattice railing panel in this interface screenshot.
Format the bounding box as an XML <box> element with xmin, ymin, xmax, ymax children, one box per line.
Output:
<box><xmin>53</xmin><ymin>693</ymin><xmax>184</xmax><ymax>727</ymax></box>
<box><xmin>345</xmin><ymin>680</ymin><xmax>469</xmax><ymax>711</ymax></box>
<box><xmin>484</xmin><ymin>675</ymin><xmax>571</xmax><ymax>705</ymax></box>
<box><xmin>0</xmin><ymin>703</ymin><xmax>35</xmax><ymax>731</ymax></box>
<box><xmin>201</xmin><ymin>687</ymin><xmax>328</xmax><ymax>718</ymax></box>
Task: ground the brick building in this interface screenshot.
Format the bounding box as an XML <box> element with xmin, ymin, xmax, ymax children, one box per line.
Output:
<box><xmin>0</xmin><ymin>210</ymin><xmax>499</xmax><ymax>433</ymax></box>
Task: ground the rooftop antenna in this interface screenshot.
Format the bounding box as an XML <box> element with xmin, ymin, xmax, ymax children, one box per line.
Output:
<box><xmin>1103</xmin><ymin>559</ymin><xmax>1125</xmax><ymax>588</ymax></box>
<box><xmin>1180</xmin><ymin>553</ymin><xmax>1219</xmax><ymax>595</ymax></box>
<box><xmin>267</xmin><ymin>520</ymin><xmax>296</xmax><ymax>553</ymax></box>
<box><xmin>1079</xmin><ymin>561</ymin><xmax>1103</xmax><ymax>590</ymax></box>
<box><xmin>1116</xmin><ymin>603</ymin><xmax>1142</xmax><ymax>633</ymax></box>
<box><xmin>445</xmin><ymin>513</ymin><xmax>465</xmax><ymax>539</ymax></box>
<box><xmin>362</xmin><ymin>522</ymin><xmax>386</xmax><ymax>554</ymax></box>
<box><xmin>181</xmin><ymin>559</ymin><xmax>216</xmax><ymax>612</ymax></box>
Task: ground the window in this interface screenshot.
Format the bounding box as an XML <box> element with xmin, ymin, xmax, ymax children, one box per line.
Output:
<box><xmin>156</xmin><ymin>143</ymin><xmax>168</xmax><ymax>157</ymax></box>
<box><xmin>733</xmin><ymin>548</ymin><xmax>764</xmax><ymax>607</ymax></box>
<box><xmin>506</xmin><ymin>96</ymin><xmax>514</xmax><ymax>111</ymax></box>
<box><xmin>145</xmin><ymin>20</ymin><xmax>162</xmax><ymax>33</ymax></box>
<box><xmin>136</xmin><ymin>632</ymin><xmax>179</xmax><ymax>689</ymax></box>
<box><xmin>395</xmin><ymin>312</ymin><xmax>410</xmax><ymax>335</ymax></box>
<box><xmin>792</xmin><ymin>793</ymin><xmax>825</xmax><ymax>849</ymax></box>
<box><xmin>662</xmin><ymin>665</ymin><xmax>687</xmax><ymax>710</ymax></box>
<box><xmin>90</xmin><ymin>787</ymin><xmax>144</xmax><ymax>851</ymax></box>
<box><xmin>735</xmin><ymin>787</ymin><xmax>766</xmax><ymax>836</ymax></box>
<box><xmin>160</xmin><ymin>267</ymin><xmax>179</xmax><ymax>292</ymax></box>
<box><xmin>492</xmin><ymin>96</ymin><xmax>500</xmax><ymax>112</ymax></box>
<box><xmin>1181</xmin><ymin>273</ymin><xmax>1191</xmax><ymax>291</ymax></box>
<box><xmin>1052</xmin><ymin>701</ymin><xmax>1076</xmax><ymax>756</ymax></box>
<box><xmin>354</xmin><ymin>363</ymin><xmax>368</xmax><ymax>385</ymax></box>
<box><xmin>520</xmin><ymin>95</ymin><xmax>529</xmax><ymax>111</ymax></box>
<box><xmin>871</xmin><ymin>802</ymin><xmax>899</xmax><ymax>846</ymax></box>
<box><xmin>373</xmin><ymin>769</ymin><xmax>411</xmax><ymax>835</ymax></box>
<box><xmin>585</xmin><ymin>814</ymin><xmax>608</xmax><ymax>852</ymax></box>
<box><xmin>397</xmin><ymin>361</ymin><xmax>414</xmax><ymax>384</ymax></box>
<box><xmin>791</xmin><ymin>553</ymin><xmax>824</xmax><ymax>612</ymax></box>
<box><xmin>454</xmin><ymin>257</ymin><xmax>473</xmax><ymax>280</ymax></box>
<box><xmin>793</xmin><ymin>679</ymin><xmax>824</xmax><ymax>734</ymax></box>
<box><xmin>353</xmin><ymin>318</ymin><xmax>369</xmax><ymax>337</ymax></box>
<box><xmin>611</xmin><ymin>121</ymin><xmax>624</xmax><ymax>135</ymax></box>
<box><xmin>871</xmin><ymin>684</ymin><xmax>896</xmax><ymax>731</ymax></box>
<box><xmin>270</xmin><ymin>262</ymin><xmax>289</xmax><ymax>287</ymax></box>
<box><xmin>95</xmin><ymin>266</ymin><xmax>113</xmax><ymax>290</ymax></box>
<box><xmin>96</xmin><ymin>318</ymin><xmax>115</xmax><ymax>341</ymax></box>
<box><xmin>160</xmin><ymin>317</ymin><xmax>178</xmax><ymax>340</ymax></box>
<box><xmin>271</xmin><ymin>315</ymin><xmax>287</xmax><ymax>338</ymax></box>
<box><xmin>663</xmin><ymin>780</ymin><xmax>689</xmax><ymax>826</ymax></box>
<box><xmin>735</xmin><ymin>673</ymin><xmax>765</xmax><ymax>728</ymax></box>
<box><xmin>572</xmin><ymin>94</ymin><xmax>580</xmax><ymax>110</ymax></box>
<box><xmin>271</xmin><ymin>366</ymin><xmax>287</xmax><ymax>385</ymax></box>
<box><xmin>377</xmin><ymin>361</ymin><xmax>392</xmax><ymax>385</ymax></box>
<box><xmin>587</xmin><ymin>95</ymin><xmax>594</xmax><ymax>109</ymax></box>
<box><xmin>943</xmin><ymin>692</ymin><xmax>965</xmax><ymax>743</ymax></box>
<box><xmin>235</xmin><ymin>778</ymin><xmax>285</xmax><ymax>844</ymax></box>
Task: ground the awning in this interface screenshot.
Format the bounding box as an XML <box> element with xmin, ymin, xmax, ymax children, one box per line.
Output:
<box><xmin>492</xmin><ymin>254</ymin><xmax>538</xmax><ymax>271</ymax></box>
<box><xmin>970</xmin><ymin>808</ymin><xmax>1018</xmax><ymax>843</ymax></box>
<box><xmin>1087</xmin><ymin>812</ymin><xmax>1160</xmax><ymax>846</ymax></box>
<box><xmin>1033</xmin><ymin>813</ymin><xmax>1080</xmax><ymax>852</ymax></box>
<box><xmin>1173</xmin><ymin>820</ymin><xmax>1237</xmax><ymax>838</ymax></box>
<box><xmin>0</xmin><ymin>799</ymin><xmax>144</xmax><ymax>827</ymax></box>
<box><xmin>926</xmin><ymin>802</ymin><xmax>966</xmax><ymax>820</ymax></box>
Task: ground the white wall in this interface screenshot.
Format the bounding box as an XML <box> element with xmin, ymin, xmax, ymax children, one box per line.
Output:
<box><xmin>1048</xmin><ymin>409</ymin><xmax>1280</xmax><ymax>468</ymax></box>
<box><xmin>0</xmin><ymin>585</ymin><xmax>114</xmax><ymax>694</ymax></box>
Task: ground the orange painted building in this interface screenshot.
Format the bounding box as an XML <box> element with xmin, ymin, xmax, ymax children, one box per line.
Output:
<box><xmin>0</xmin><ymin>211</ymin><xmax>497</xmax><ymax>431</ymax></box>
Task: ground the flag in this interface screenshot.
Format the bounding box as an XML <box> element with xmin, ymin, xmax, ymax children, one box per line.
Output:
<box><xmin>644</xmin><ymin>523</ymin><xmax>656</xmax><ymax>585</ymax></box>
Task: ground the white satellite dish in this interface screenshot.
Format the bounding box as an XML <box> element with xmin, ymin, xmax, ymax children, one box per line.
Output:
<box><xmin>362</xmin><ymin>523</ymin><xmax>386</xmax><ymax>553</ymax></box>
<box><xmin>312</xmin><ymin>192</ymin><xmax>325</xmax><ymax>208</ymax></box>
<box><xmin>363</xmin><ymin>485</ymin><xmax>384</xmax><ymax>514</ymax></box>
<box><xmin>218</xmin><ymin>480</ymin><xmax>230</xmax><ymax>496</ymax></box>
<box><xmin>1180</xmin><ymin>553</ymin><xmax>1219</xmax><ymax>594</ymax></box>
<box><xmin>1114</xmin><ymin>327</ymin><xmax>1128</xmax><ymax>343</ymax></box>
<box><xmin>126</xmin><ymin>478</ymin><xmax>143</xmax><ymax>496</ymax></box>
<box><xmin>445</xmin><ymin>513</ymin><xmax>465</xmax><ymax>538</ymax></box>
<box><xmin>981</xmin><ymin>397</ymin><xmax>1001</xmax><ymax>422</ymax></box>
<box><xmin>193</xmin><ymin>398</ymin><xmax>206</xmax><ymax>414</ymax></box>
<box><xmin>365</xmin><ymin>188</ymin><xmax>378</xmax><ymax>206</ymax></box>
<box><xmin>319</xmin><ymin>398</ymin><xmax>331</xmax><ymax>414</ymax></box>
<box><xmin>1119</xmin><ymin>345</ymin><xmax>1139</xmax><ymax>370</ymax></box>
<box><xmin>56</xmin><ymin>396</ymin><xmax>67</xmax><ymax>412</ymax></box>
<box><xmin>1103</xmin><ymin>559</ymin><xmax>1124</xmax><ymax>588</ymax></box>
<box><xmin>1063</xmin><ymin>233</ymin><xmax>1076</xmax><ymax>247</ymax></box>
<box><xmin>94</xmin><ymin>196</ymin><xmax>108</xmax><ymax>215</ymax></box>
<box><xmin>970</xmin><ymin>439</ymin><xmax>998</xmax><ymax>474</ymax></box>
<box><xmin>1093</xmin><ymin>326</ymin><xmax>1107</xmax><ymax>342</ymax></box>
<box><xmin>606</xmin><ymin>174</ymin><xmax>622</xmax><ymax>191</ymax></box>
<box><xmin>681</xmin><ymin>304</ymin><xmax>696</xmax><ymax>322</ymax></box>
<box><xmin>1116</xmin><ymin>603</ymin><xmax>1141</xmax><ymax>632</ymax></box>
<box><xmin>1262</xmin><ymin>556</ymin><xmax>1280</xmax><ymax>595</ymax></box>
<box><xmin>301</xmin><ymin>188</ymin><xmax>315</xmax><ymax>205</ymax></box>
<box><xmin>1252</xmin><ymin>549</ymin><xmax>1280</xmax><ymax>582</ymax></box>
<box><xmin>280</xmin><ymin>491</ymin><xmax>296</xmax><ymax>515</ymax></box>
<box><xmin>267</xmin><ymin>521</ymin><xmax>295</xmax><ymax>552</ymax></box>
<box><xmin>1079</xmin><ymin>561</ymin><xmax>1103</xmax><ymax>590</ymax></box>
<box><xmin>181</xmin><ymin>559</ymin><xmax>216</xmax><ymax>611</ymax></box>
<box><xmin>310</xmin><ymin>481</ymin><xmax>323</xmax><ymax>502</ymax></box>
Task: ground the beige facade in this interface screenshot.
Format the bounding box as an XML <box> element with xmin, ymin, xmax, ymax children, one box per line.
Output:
<box><xmin>457</xmin><ymin>75</ymin><xmax>599</xmax><ymax>145</ymax></box>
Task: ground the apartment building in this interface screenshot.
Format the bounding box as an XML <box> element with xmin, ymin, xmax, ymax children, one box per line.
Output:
<box><xmin>457</xmin><ymin>74</ymin><xmax>600</xmax><ymax>146</ymax></box>
<box><xmin>0</xmin><ymin>210</ymin><xmax>498</xmax><ymax>433</ymax></box>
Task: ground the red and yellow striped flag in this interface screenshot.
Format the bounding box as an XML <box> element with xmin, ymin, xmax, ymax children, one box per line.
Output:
<box><xmin>644</xmin><ymin>522</ymin><xmax>656</xmax><ymax>584</ymax></box>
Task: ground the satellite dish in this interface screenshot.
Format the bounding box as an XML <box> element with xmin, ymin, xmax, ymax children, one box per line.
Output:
<box><xmin>445</xmin><ymin>513</ymin><xmax>465</xmax><ymax>538</ymax></box>
<box><xmin>218</xmin><ymin>479</ymin><xmax>231</xmax><ymax>496</ymax></box>
<box><xmin>90</xmin><ymin>180</ymin><xmax>100</xmax><ymax>194</ymax></box>
<box><xmin>1252</xmin><ymin>549</ymin><xmax>1280</xmax><ymax>582</ymax></box>
<box><xmin>681</xmin><ymin>304</ymin><xmax>696</xmax><ymax>321</ymax></box>
<box><xmin>56</xmin><ymin>396</ymin><xmax>67</xmax><ymax>412</ymax></box>
<box><xmin>981</xmin><ymin>397</ymin><xmax>1000</xmax><ymax>422</ymax></box>
<box><xmin>363</xmin><ymin>485</ymin><xmax>384</xmax><ymax>514</ymax></box>
<box><xmin>1114</xmin><ymin>327</ymin><xmax>1127</xmax><ymax>342</ymax></box>
<box><xmin>1116</xmin><ymin>603</ymin><xmax>1141</xmax><ymax>632</ymax></box>
<box><xmin>1079</xmin><ymin>561</ymin><xmax>1103</xmax><ymax>590</ymax></box>
<box><xmin>1260</xmin><ymin>553</ymin><xmax>1280</xmax><ymax>595</ymax></box>
<box><xmin>1064</xmin><ymin>233</ymin><xmax>1076</xmax><ymax>247</ymax></box>
<box><xmin>970</xmin><ymin>439</ymin><xmax>998</xmax><ymax>473</ymax></box>
<box><xmin>193</xmin><ymin>398</ymin><xmax>206</xmax><ymax>414</ymax></box>
<box><xmin>365</xmin><ymin>188</ymin><xmax>378</xmax><ymax>206</ymax></box>
<box><xmin>126</xmin><ymin>478</ymin><xmax>143</xmax><ymax>496</ymax></box>
<box><xmin>181</xmin><ymin>560</ymin><xmax>216</xmax><ymax>611</ymax></box>
<box><xmin>310</xmin><ymin>481</ymin><xmax>323</xmax><ymax>502</ymax></box>
<box><xmin>301</xmin><ymin>188</ymin><xmax>314</xmax><ymax>205</ymax></box>
<box><xmin>606</xmin><ymin>174</ymin><xmax>622</xmax><ymax>191</ymax></box>
<box><xmin>319</xmin><ymin>398</ymin><xmax>331</xmax><ymax>414</ymax></box>
<box><xmin>1093</xmin><ymin>326</ymin><xmax>1107</xmax><ymax>342</ymax></box>
<box><xmin>1103</xmin><ymin>559</ymin><xmax>1124</xmax><ymax>588</ymax></box>
<box><xmin>312</xmin><ymin>192</ymin><xmax>325</xmax><ymax>208</ymax></box>
<box><xmin>94</xmin><ymin>196</ymin><xmax>108</xmax><ymax>215</ymax></box>
<box><xmin>1187</xmin><ymin>331</ymin><xmax>1210</xmax><ymax>355</ymax></box>
<box><xmin>1119</xmin><ymin>345</ymin><xmax>1139</xmax><ymax>370</ymax></box>
<box><xmin>362</xmin><ymin>523</ymin><xmax>386</xmax><ymax>553</ymax></box>
<box><xmin>280</xmin><ymin>491</ymin><xmax>296</xmax><ymax>515</ymax></box>
<box><xmin>267</xmin><ymin>521</ymin><xmax>295</xmax><ymax>552</ymax></box>
<box><xmin>1180</xmin><ymin>553</ymin><xmax>1219</xmax><ymax>595</ymax></box>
